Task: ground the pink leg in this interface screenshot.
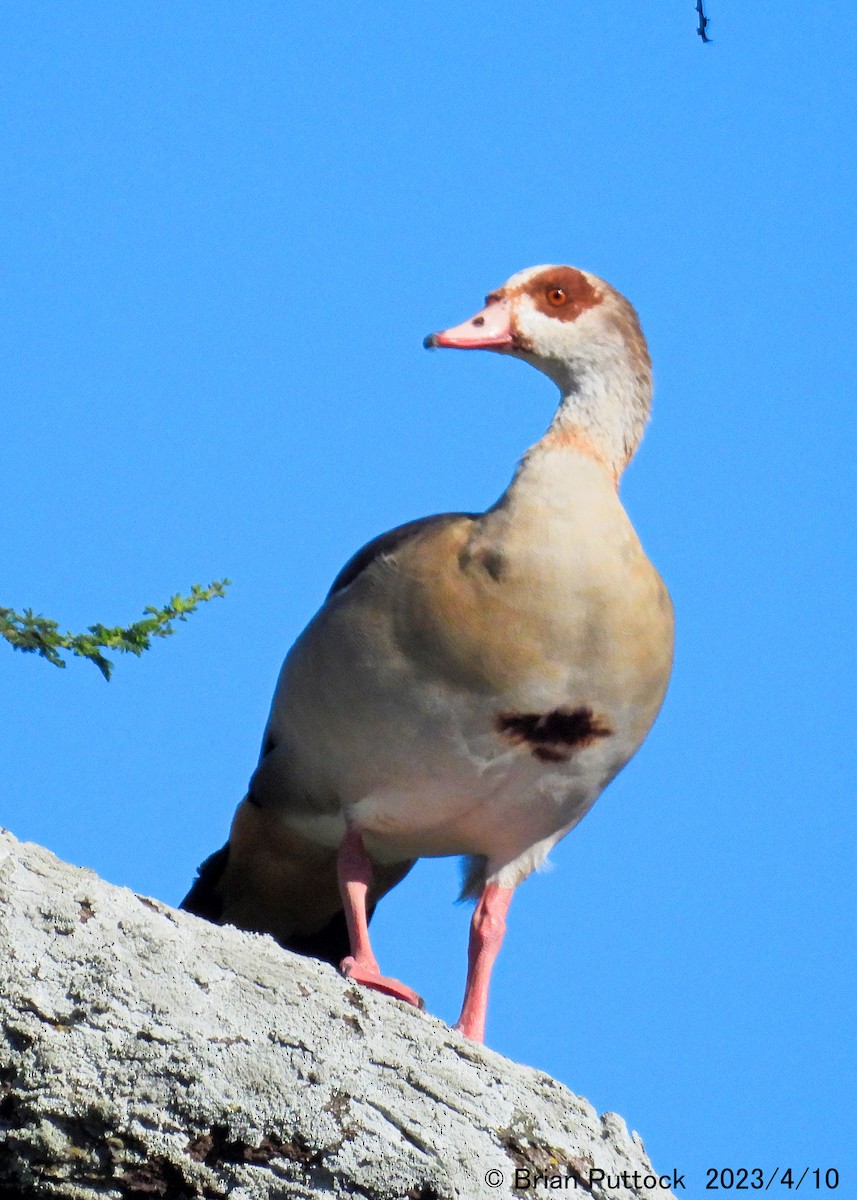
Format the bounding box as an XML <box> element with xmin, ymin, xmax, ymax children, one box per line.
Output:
<box><xmin>337</xmin><ymin>828</ymin><xmax>423</xmax><ymax>1008</ymax></box>
<box><xmin>454</xmin><ymin>882</ymin><xmax>514</xmax><ymax>1042</ymax></box>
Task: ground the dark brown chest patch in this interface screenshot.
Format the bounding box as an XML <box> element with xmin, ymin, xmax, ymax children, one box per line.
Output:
<box><xmin>496</xmin><ymin>706</ymin><xmax>612</xmax><ymax>762</ymax></box>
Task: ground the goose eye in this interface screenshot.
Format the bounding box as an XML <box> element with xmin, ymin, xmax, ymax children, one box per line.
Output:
<box><xmin>546</xmin><ymin>286</ymin><xmax>567</xmax><ymax>307</ymax></box>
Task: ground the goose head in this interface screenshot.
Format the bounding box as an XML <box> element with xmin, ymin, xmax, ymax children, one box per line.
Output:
<box><xmin>424</xmin><ymin>264</ymin><xmax>653</xmax><ymax>479</ymax></box>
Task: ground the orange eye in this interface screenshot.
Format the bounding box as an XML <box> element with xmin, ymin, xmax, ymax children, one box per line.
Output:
<box><xmin>546</xmin><ymin>287</ymin><xmax>567</xmax><ymax>306</ymax></box>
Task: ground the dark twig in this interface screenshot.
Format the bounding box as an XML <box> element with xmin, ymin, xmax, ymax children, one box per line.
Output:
<box><xmin>696</xmin><ymin>0</ymin><xmax>712</xmax><ymax>43</ymax></box>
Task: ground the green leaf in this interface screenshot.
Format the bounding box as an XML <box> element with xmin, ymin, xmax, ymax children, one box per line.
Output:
<box><xmin>0</xmin><ymin>579</ymin><xmax>230</xmax><ymax>679</ymax></box>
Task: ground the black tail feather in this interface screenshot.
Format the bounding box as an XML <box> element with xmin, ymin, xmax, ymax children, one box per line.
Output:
<box><xmin>278</xmin><ymin>908</ymin><xmax>356</xmax><ymax>966</ymax></box>
<box><xmin>180</xmin><ymin>844</ymin><xmax>229</xmax><ymax>922</ymax></box>
<box><xmin>180</xmin><ymin>843</ymin><xmax>365</xmax><ymax>967</ymax></box>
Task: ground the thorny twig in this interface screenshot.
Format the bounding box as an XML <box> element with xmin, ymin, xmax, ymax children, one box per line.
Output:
<box><xmin>696</xmin><ymin>0</ymin><xmax>712</xmax><ymax>43</ymax></box>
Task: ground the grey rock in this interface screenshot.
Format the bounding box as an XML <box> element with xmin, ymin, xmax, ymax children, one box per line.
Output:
<box><xmin>0</xmin><ymin>828</ymin><xmax>673</xmax><ymax>1199</ymax></box>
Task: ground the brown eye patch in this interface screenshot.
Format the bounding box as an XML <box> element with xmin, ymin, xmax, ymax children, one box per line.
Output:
<box><xmin>528</xmin><ymin>267</ymin><xmax>602</xmax><ymax>322</ymax></box>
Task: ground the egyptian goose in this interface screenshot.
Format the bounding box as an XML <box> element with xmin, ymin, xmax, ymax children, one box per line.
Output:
<box><xmin>183</xmin><ymin>265</ymin><xmax>674</xmax><ymax>1042</ymax></box>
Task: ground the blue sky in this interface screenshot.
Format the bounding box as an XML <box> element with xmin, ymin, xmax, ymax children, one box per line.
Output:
<box><xmin>2</xmin><ymin>2</ymin><xmax>855</xmax><ymax>1191</ymax></box>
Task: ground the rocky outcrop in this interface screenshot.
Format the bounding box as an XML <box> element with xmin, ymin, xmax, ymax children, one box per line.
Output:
<box><xmin>0</xmin><ymin>828</ymin><xmax>673</xmax><ymax>1199</ymax></box>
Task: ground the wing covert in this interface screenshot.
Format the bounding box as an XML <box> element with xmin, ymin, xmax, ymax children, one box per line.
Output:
<box><xmin>328</xmin><ymin>512</ymin><xmax>475</xmax><ymax>596</ymax></box>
